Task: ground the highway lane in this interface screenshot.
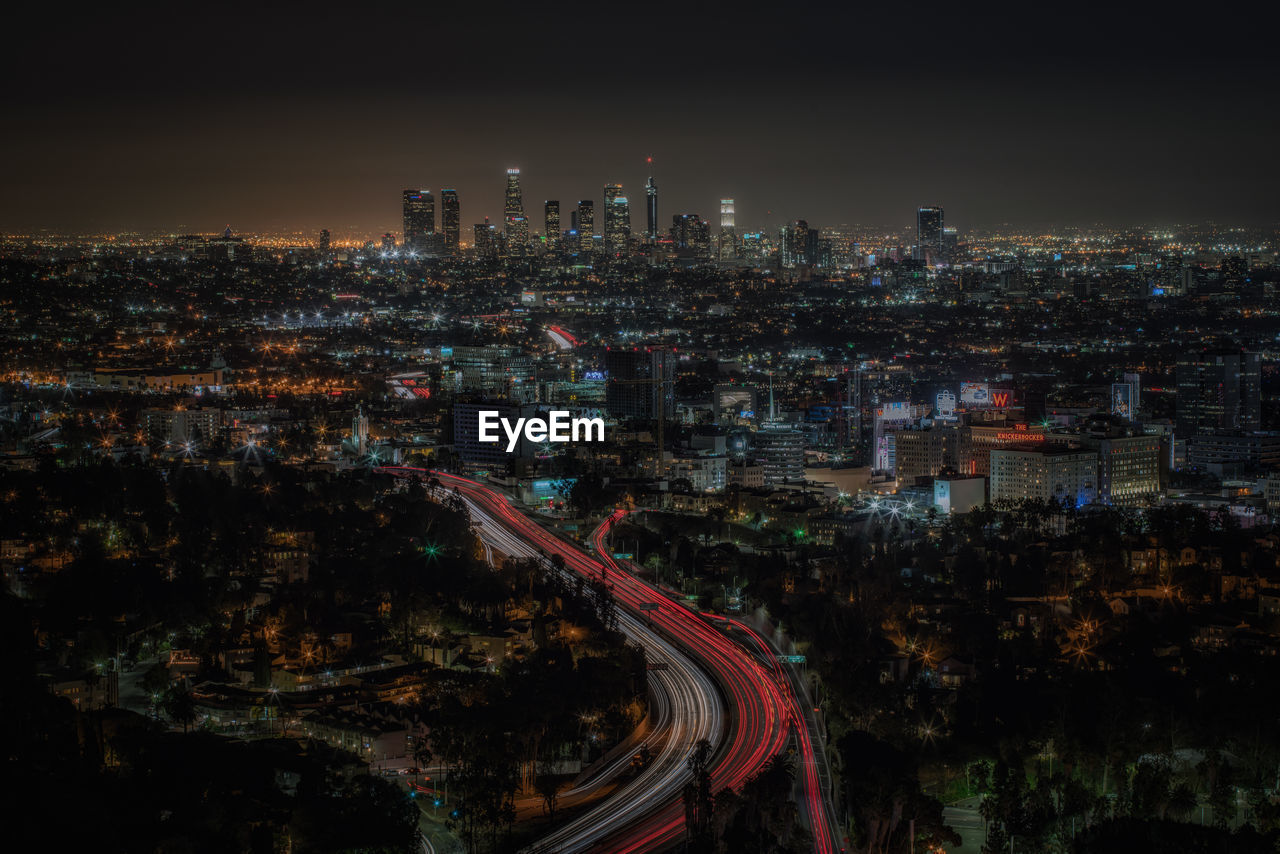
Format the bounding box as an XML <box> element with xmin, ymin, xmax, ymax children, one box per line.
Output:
<box><xmin>389</xmin><ymin>469</ymin><xmax>796</xmax><ymax>852</ymax></box>
<box><xmin>721</xmin><ymin>616</ymin><xmax>840</xmax><ymax>854</ymax></box>
<box><xmin>398</xmin><ymin>470</ymin><xmax>723</xmax><ymax>853</ymax></box>
<box><xmin>587</xmin><ymin>506</ymin><xmax>840</xmax><ymax>852</ymax></box>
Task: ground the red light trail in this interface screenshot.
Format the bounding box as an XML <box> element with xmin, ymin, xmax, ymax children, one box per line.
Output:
<box><xmin>381</xmin><ymin>468</ymin><xmax>838</xmax><ymax>852</ymax></box>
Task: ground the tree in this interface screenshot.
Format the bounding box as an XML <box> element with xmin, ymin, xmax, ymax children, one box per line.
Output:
<box><xmin>163</xmin><ymin>683</ymin><xmax>198</xmax><ymax>733</ymax></box>
<box><xmin>684</xmin><ymin>738</ymin><xmax>715</xmax><ymax>852</ymax></box>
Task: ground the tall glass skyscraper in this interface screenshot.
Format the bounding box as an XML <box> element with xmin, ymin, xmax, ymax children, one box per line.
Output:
<box><xmin>504</xmin><ymin>169</ymin><xmax>528</xmax><ymax>254</ymax></box>
<box><xmin>402</xmin><ymin>189</ymin><xmax>435</xmax><ymax>252</ymax></box>
<box><xmin>603</xmin><ymin>183</ymin><xmax>630</xmax><ymax>256</ymax></box>
<box><xmin>916</xmin><ymin>205</ymin><xmax>944</xmax><ymax>260</ymax></box>
<box><xmin>440</xmin><ymin>189</ymin><xmax>460</xmax><ymax>253</ymax></box>
<box><xmin>574</xmin><ymin>200</ymin><xmax>594</xmax><ymax>254</ymax></box>
<box><xmin>544</xmin><ymin>200</ymin><xmax>561</xmax><ymax>252</ymax></box>
<box><xmin>718</xmin><ymin>198</ymin><xmax>737</xmax><ymax>259</ymax></box>
<box><xmin>1176</xmin><ymin>349</ymin><xmax>1262</xmax><ymax>438</ymax></box>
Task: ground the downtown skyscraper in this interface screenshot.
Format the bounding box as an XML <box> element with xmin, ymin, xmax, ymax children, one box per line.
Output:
<box><xmin>504</xmin><ymin>169</ymin><xmax>528</xmax><ymax>254</ymax></box>
<box><xmin>402</xmin><ymin>189</ymin><xmax>435</xmax><ymax>252</ymax></box>
<box><xmin>645</xmin><ymin>172</ymin><xmax>658</xmax><ymax>241</ymax></box>
<box><xmin>1176</xmin><ymin>349</ymin><xmax>1262</xmax><ymax>438</ymax></box>
<box><xmin>440</xmin><ymin>189</ymin><xmax>460</xmax><ymax>254</ymax></box>
<box><xmin>544</xmin><ymin>200</ymin><xmax>561</xmax><ymax>252</ymax></box>
<box><xmin>915</xmin><ymin>205</ymin><xmax>944</xmax><ymax>261</ymax></box>
<box><xmin>574</xmin><ymin>200</ymin><xmax>594</xmax><ymax>254</ymax></box>
<box><xmin>718</xmin><ymin>198</ymin><xmax>737</xmax><ymax>259</ymax></box>
<box><xmin>603</xmin><ymin>183</ymin><xmax>630</xmax><ymax>257</ymax></box>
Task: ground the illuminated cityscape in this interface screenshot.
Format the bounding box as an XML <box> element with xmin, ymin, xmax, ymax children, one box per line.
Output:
<box><xmin>3</xmin><ymin>5</ymin><xmax>1279</xmax><ymax>854</ymax></box>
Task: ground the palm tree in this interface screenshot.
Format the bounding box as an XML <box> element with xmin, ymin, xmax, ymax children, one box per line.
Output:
<box><xmin>163</xmin><ymin>683</ymin><xmax>198</xmax><ymax>733</ymax></box>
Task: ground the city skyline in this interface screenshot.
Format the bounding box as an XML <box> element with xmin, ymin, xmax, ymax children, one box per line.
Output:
<box><xmin>6</xmin><ymin>6</ymin><xmax>1280</xmax><ymax>853</ymax></box>
<box><xmin>4</xmin><ymin>5</ymin><xmax>1277</xmax><ymax>234</ymax></box>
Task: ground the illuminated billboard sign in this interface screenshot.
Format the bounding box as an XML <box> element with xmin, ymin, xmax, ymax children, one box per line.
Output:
<box><xmin>876</xmin><ymin>401</ymin><xmax>912</xmax><ymax>420</ymax></box>
<box><xmin>960</xmin><ymin>382</ymin><xmax>989</xmax><ymax>406</ymax></box>
<box><xmin>1112</xmin><ymin>383</ymin><xmax>1134</xmax><ymax>419</ymax></box>
<box><xmin>935</xmin><ymin>390</ymin><xmax>957</xmax><ymax>420</ymax></box>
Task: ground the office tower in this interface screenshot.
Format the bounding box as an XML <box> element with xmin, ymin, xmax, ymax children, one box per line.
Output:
<box><xmin>718</xmin><ymin>198</ymin><xmax>737</xmax><ymax>260</ymax></box>
<box><xmin>1111</xmin><ymin>373</ymin><xmax>1141</xmax><ymax>421</ymax></box>
<box><xmin>603</xmin><ymin>184</ymin><xmax>630</xmax><ymax>256</ymax></box>
<box><xmin>1096</xmin><ymin>434</ymin><xmax>1161</xmax><ymax>506</ymax></box>
<box><xmin>894</xmin><ymin>427</ymin><xmax>956</xmax><ymax>483</ymax></box>
<box><xmin>990</xmin><ymin>446</ymin><xmax>1098</xmax><ymax>507</ymax></box>
<box><xmin>575</xmin><ymin>200</ymin><xmax>595</xmax><ymax>253</ymax></box>
<box><xmin>402</xmin><ymin>189</ymin><xmax>435</xmax><ymax>252</ymax></box>
<box><xmin>755</xmin><ymin>422</ymin><xmax>806</xmax><ymax>486</ymax></box>
<box><xmin>503</xmin><ymin>168</ymin><xmax>528</xmax><ymax>253</ymax></box>
<box><xmin>440</xmin><ymin>189</ymin><xmax>460</xmax><ymax>253</ymax></box>
<box><xmin>1176</xmin><ymin>350</ymin><xmax>1262</xmax><ymax>438</ymax></box>
<box><xmin>317</xmin><ymin>229</ymin><xmax>330</xmax><ymax>251</ymax></box>
<box><xmin>645</xmin><ymin>173</ymin><xmax>658</xmax><ymax>240</ymax></box>
<box><xmin>604</xmin><ymin>347</ymin><xmax>673</xmax><ymax>420</ymax></box>
<box><xmin>544</xmin><ymin>200</ymin><xmax>561</xmax><ymax>252</ymax></box>
<box><xmin>381</xmin><ymin>232</ymin><xmax>397</xmax><ymax>253</ymax></box>
<box><xmin>474</xmin><ymin>217</ymin><xmax>497</xmax><ymax>259</ymax></box>
<box><xmin>942</xmin><ymin>226</ymin><xmax>958</xmax><ymax>259</ymax></box>
<box><xmin>780</xmin><ymin>220</ymin><xmax>818</xmax><ymax>267</ymax></box>
<box><xmin>670</xmin><ymin>214</ymin><xmax>710</xmax><ymax>255</ymax></box>
<box><xmin>915</xmin><ymin>205</ymin><xmax>944</xmax><ymax>261</ymax></box>
<box><xmin>450</xmin><ymin>344</ymin><xmax>536</xmax><ymax>398</ymax></box>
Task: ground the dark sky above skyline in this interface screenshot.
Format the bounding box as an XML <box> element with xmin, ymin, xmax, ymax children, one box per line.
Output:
<box><xmin>5</xmin><ymin>3</ymin><xmax>1278</xmax><ymax>236</ymax></box>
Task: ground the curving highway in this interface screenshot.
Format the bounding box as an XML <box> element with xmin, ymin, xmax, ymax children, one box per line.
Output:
<box><xmin>382</xmin><ymin>468</ymin><xmax>814</xmax><ymax>852</ymax></box>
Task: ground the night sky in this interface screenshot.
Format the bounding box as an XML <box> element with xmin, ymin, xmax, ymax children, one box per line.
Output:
<box><xmin>5</xmin><ymin>3</ymin><xmax>1277</xmax><ymax>235</ymax></box>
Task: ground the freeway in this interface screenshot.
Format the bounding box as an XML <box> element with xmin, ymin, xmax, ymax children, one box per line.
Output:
<box><xmin>720</xmin><ymin>615</ymin><xmax>840</xmax><ymax>853</ymax></box>
<box><xmin>592</xmin><ymin>513</ymin><xmax>840</xmax><ymax>854</ymax></box>
<box><xmin>395</xmin><ymin>469</ymin><xmax>722</xmax><ymax>853</ymax></box>
<box><xmin>390</xmin><ymin>469</ymin><xmax>797</xmax><ymax>852</ymax></box>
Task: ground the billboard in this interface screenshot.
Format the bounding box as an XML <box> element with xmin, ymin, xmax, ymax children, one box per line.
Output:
<box><xmin>935</xmin><ymin>390</ymin><xmax>957</xmax><ymax>420</ymax></box>
<box><xmin>961</xmin><ymin>383</ymin><xmax>1014</xmax><ymax>408</ymax></box>
<box><xmin>1112</xmin><ymin>383</ymin><xmax>1134</xmax><ymax>420</ymax></box>
<box><xmin>875</xmin><ymin>401</ymin><xmax>912</xmax><ymax>421</ymax></box>
<box><xmin>960</xmin><ymin>382</ymin><xmax>989</xmax><ymax>406</ymax></box>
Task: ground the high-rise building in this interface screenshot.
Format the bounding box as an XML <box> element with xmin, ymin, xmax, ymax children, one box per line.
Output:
<box><xmin>1111</xmin><ymin>373</ymin><xmax>1141</xmax><ymax>421</ymax></box>
<box><xmin>603</xmin><ymin>184</ymin><xmax>630</xmax><ymax>257</ymax></box>
<box><xmin>754</xmin><ymin>422</ymin><xmax>805</xmax><ymax>486</ymax></box>
<box><xmin>670</xmin><ymin>214</ymin><xmax>710</xmax><ymax>255</ymax></box>
<box><xmin>403</xmin><ymin>189</ymin><xmax>435</xmax><ymax>252</ymax></box>
<box><xmin>575</xmin><ymin>200</ymin><xmax>595</xmax><ymax>254</ymax></box>
<box><xmin>720</xmin><ymin>198</ymin><xmax>735</xmax><ymax>231</ymax></box>
<box><xmin>604</xmin><ymin>347</ymin><xmax>673</xmax><ymax>420</ymax></box>
<box><xmin>440</xmin><ymin>189</ymin><xmax>460</xmax><ymax>253</ymax></box>
<box><xmin>990</xmin><ymin>445</ymin><xmax>1097</xmax><ymax>507</ymax></box>
<box><xmin>942</xmin><ymin>226</ymin><xmax>959</xmax><ymax>259</ymax></box>
<box><xmin>915</xmin><ymin>206</ymin><xmax>944</xmax><ymax>261</ymax></box>
<box><xmin>317</xmin><ymin>229</ymin><xmax>330</xmax><ymax>251</ymax></box>
<box><xmin>645</xmin><ymin>173</ymin><xmax>658</xmax><ymax>241</ymax></box>
<box><xmin>780</xmin><ymin>220</ymin><xmax>819</xmax><ymax>267</ymax></box>
<box><xmin>1176</xmin><ymin>350</ymin><xmax>1262</xmax><ymax>438</ymax></box>
<box><xmin>1096</xmin><ymin>434</ymin><xmax>1161</xmax><ymax>506</ymax></box>
<box><xmin>893</xmin><ymin>427</ymin><xmax>957</xmax><ymax>484</ymax></box>
<box><xmin>474</xmin><ymin>217</ymin><xmax>497</xmax><ymax>259</ymax></box>
<box><xmin>544</xmin><ymin>200</ymin><xmax>561</xmax><ymax>252</ymax></box>
<box><xmin>450</xmin><ymin>345</ymin><xmax>536</xmax><ymax>399</ymax></box>
<box><xmin>718</xmin><ymin>199</ymin><xmax>737</xmax><ymax>260</ymax></box>
<box><xmin>504</xmin><ymin>168</ymin><xmax>528</xmax><ymax>253</ymax></box>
